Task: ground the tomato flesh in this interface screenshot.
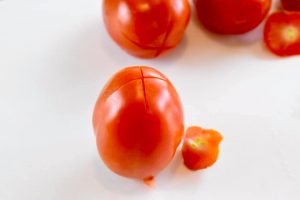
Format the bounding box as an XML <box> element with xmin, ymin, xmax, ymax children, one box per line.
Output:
<box><xmin>93</xmin><ymin>66</ymin><xmax>184</xmax><ymax>179</ymax></box>
<box><xmin>264</xmin><ymin>12</ymin><xmax>300</xmax><ymax>56</ymax></box>
<box><xmin>194</xmin><ymin>0</ymin><xmax>271</xmax><ymax>34</ymax></box>
<box><xmin>182</xmin><ymin>126</ymin><xmax>223</xmax><ymax>170</ymax></box>
<box><xmin>281</xmin><ymin>0</ymin><xmax>300</xmax><ymax>11</ymax></box>
<box><xmin>103</xmin><ymin>0</ymin><xmax>190</xmax><ymax>58</ymax></box>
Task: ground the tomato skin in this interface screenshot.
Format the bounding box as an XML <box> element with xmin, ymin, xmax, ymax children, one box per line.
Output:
<box><xmin>281</xmin><ymin>0</ymin><xmax>300</xmax><ymax>11</ymax></box>
<box><xmin>93</xmin><ymin>66</ymin><xmax>184</xmax><ymax>179</ymax></box>
<box><xmin>103</xmin><ymin>0</ymin><xmax>190</xmax><ymax>58</ymax></box>
<box><xmin>182</xmin><ymin>126</ymin><xmax>223</xmax><ymax>170</ymax></box>
<box><xmin>264</xmin><ymin>12</ymin><xmax>300</xmax><ymax>57</ymax></box>
<box><xmin>194</xmin><ymin>0</ymin><xmax>271</xmax><ymax>34</ymax></box>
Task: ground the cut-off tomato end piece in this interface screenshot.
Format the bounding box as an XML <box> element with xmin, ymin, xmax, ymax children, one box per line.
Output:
<box><xmin>264</xmin><ymin>11</ymin><xmax>300</xmax><ymax>57</ymax></box>
<box><xmin>182</xmin><ymin>126</ymin><xmax>223</xmax><ymax>171</ymax></box>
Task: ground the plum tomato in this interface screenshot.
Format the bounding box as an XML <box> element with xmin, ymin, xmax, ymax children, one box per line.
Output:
<box><xmin>93</xmin><ymin>66</ymin><xmax>184</xmax><ymax>179</ymax></box>
<box><xmin>182</xmin><ymin>126</ymin><xmax>223</xmax><ymax>170</ymax></box>
<box><xmin>103</xmin><ymin>0</ymin><xmax>190</xmax><ymax>58</ymax></box>
<box><xmin>194</xmin><ymin>0</ymin><xmax>272</xmax><ymax>34</ymax></box>
<box><xmin>264</xmin><ymin>12</ymin><xmax>300</xmax><ymax>56</ymax></box>
<box><xmin>281</xmin><ymin>0</ymin><xmax>300</xmax><ymax>11</ymax></box>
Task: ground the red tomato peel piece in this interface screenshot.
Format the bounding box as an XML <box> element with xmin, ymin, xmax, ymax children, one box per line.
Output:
<box><xmin>264</xmin><ymin>12</ymin><xmax>300</xmax><ymax>56</ymax></box>
<box><xmin>182</xmin><ymin>126</ymin><xmax>223</xmax><ymax>171</ymax></box>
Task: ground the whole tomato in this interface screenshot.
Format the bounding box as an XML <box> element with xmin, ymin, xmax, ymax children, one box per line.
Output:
<box><xmin>281</xmin><ymin>0</ymin><xmax>300</xmax><ymax>11</ymax></box>
<box><xmin>194</xmin><ymin>0</ymin><xmax>271</xmax><ymax>34</ymax></box>
<box><xmin>93</xmin><ymin>66</ymin><xmax>184</xmax><ymax>179</ymax></box>
<box><xmin>103</xmin><ymin>0</ymin><xmax>190</xmax><ymax>58</ymax></box>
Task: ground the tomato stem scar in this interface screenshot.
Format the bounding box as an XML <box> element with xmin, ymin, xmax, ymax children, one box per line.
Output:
<box><xmin>143</xmin><ymin>176</ymin><xmax>155</xmax><ymax>187</ymax></box>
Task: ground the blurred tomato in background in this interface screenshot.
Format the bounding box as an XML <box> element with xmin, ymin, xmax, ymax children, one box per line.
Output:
<box><xmin>103</xmin><ymin>0</ymin><xmax>190</xmax><ymax>58</ymax></box>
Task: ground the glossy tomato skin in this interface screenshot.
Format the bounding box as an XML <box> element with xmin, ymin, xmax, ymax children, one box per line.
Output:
<box><xmin>264</xmin><ymin>12</ymin><xmax>300</xmax><ymax>56</ymax></box>
<box><xmin>281</xmin><ymin>0</ymin><xmax>300</xmax><ymax>11</ymax></box>
<box><xmin>194</xmin><ymin>0</ymin><xmax>271</xmax><ymax>34</ymax></box>
<box><xmin>182</xmin><ymin>126</ymin><xmax>223</xmax><ymax>170</ymax></box>
<box><xmin>103</xmin><ymin>0</ymin><xmax>190</xmax><ymax>58</ymax></box>
<box><xmin>93</xmin><ymin>66</ymin><xmax>184</xmax><ymax>179</ymax></box>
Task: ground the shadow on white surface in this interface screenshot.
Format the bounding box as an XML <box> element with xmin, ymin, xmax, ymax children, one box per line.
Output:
<box><xmin>92</xmin><ymin>158</ymin><xmax>151</xmax><ymax>196</ymax></box>
<box><xmin>156</xmin><ymin>150</ymin><xmax>203</xmax><ymax>190</ymax></box>
<box><xmin>90</xmin><ymin>148</ymin><xmax>204</xmax><ymax>195</ymax></box>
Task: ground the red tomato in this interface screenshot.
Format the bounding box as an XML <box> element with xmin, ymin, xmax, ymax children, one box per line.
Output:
<box><xmin>264</xmin><ymin>12</ymin><xmax>300</xmax><ymax>57</ymax></box>
<box><xmin>182</xmin><ymin>126</ymin><xmax>223</xmax><ymax>170</ymax></box>
<box><xmin>281</xmin><ymin>0</ymin><xmax>300</xmax><ymax>11</ymax></box>
<box><xmin>194</xmin><ymin>0</ymin><xmax>271</xmax><ymax>34</ymax></box>
<box><xmin>103</xmin><ymin>0</ymin><xmax>190</xmax><ymax>58</ymax></box>
<box><xmin>93</xmin><ymin>66</ymin><xmax>184</xmax><ymax>179</ymax></box>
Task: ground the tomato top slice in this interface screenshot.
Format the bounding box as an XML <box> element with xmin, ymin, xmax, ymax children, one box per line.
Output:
<box><xmin>264</xmin><ymin>12</ymin><xmax>300</xmax><ymax>56</ymax></box>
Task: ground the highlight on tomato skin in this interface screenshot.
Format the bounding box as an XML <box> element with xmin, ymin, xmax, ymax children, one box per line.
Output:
<box><xmin>93</xmin><ymin>66</ymin><xmax>184</xmax><ymax>180</ymax></box>
<box><xmin>103</xmin><ymin>0</ymin><xmax>190</xmax><ymax>59</ymax></box>
<box><xmin>281</xmin><ymin>0</ymin><xmax>300</xmax><ymax>11</ymax></box>
<box><xmin>182</xmin><ymin>126</ymin><xmax>223</xmax><ymax>171</ymax></box>
<box><xmin>193</xmin><ymin>0</ymin><xmax>272</xmax><ymax>34</ymax></box>
<box><xmin>263</xmin><ymin>11</ymin><xmax>300</xmax><ymax>57</ymax></box>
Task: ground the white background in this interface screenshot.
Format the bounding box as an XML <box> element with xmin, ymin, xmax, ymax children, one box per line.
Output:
<box><xmin>1</xmin><ymin>0</ymin><xmax>300</xmax><ymax>199</ymax></box>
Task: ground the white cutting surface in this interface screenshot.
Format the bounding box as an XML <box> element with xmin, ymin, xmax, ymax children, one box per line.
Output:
<box><xmin>1</xmin><ymin>0</ymin><xmax>300</xmax><ymax>199</ymax></box>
